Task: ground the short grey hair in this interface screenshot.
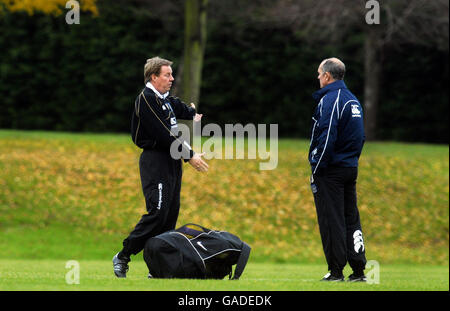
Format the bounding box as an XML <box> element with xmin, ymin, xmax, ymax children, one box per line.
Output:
<box><xmin>144</xmin><ymin>56</ymin><xmax>173</xmax><ymax>83</ymax></box>
<box><xmin>321</xmin><ymin>58</ymin><xmax>346</xmax><ymax>80</ymax></box>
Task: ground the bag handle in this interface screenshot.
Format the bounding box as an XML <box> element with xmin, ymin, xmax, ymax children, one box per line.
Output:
<box><xmin>176</xmin><ymin>223</ymin><xmax>210</xmax><ymax>238</ymax></box>
<box><xmin>231</xmin><ymin>242</ymin><xmax>251</xmax><ymax>280</ymax></box>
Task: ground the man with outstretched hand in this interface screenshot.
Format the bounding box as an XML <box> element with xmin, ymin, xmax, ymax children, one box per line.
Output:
<box><xmin>113</xmin><ymin>57</ymin><xmax>208</xmax><ymax>278</ymax></box>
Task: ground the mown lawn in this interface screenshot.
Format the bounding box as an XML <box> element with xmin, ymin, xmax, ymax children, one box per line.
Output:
<box><xmin>0</xmin><ymin>130</ymin><xmax>448</xmax><ymax>266</ymax></box>
<box><xmin>0</xmin><ymin>260</ymin><xmax>448</xmax><ymax>291</ymax></box>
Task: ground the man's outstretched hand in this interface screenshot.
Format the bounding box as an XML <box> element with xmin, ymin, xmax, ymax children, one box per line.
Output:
<box><xmin>193</xmin><ymin>113</ymin><xmax>203</xmax><ymax>122</ymax></box>
<box><xmin>188</xmin><ymin>152</ymin><xmax>209</xmax><ymax>172</ymax></box>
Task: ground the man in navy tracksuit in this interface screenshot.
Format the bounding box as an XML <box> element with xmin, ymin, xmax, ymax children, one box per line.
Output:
<box><xmin>309</xmin><ymin>58</ymin><xmax>367</xmax><ymax>282</ymax></box>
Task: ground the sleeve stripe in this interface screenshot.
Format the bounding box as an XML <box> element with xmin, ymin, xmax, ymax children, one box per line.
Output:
<box><xmin>313</xmin><ymin>89</ymin><xmax>340</xmax><ymax>175</ymax></box>
<box><xmin>133</xmin><ymin>95</ymin><xmax>142</xmax><ymax>144</ymax></box>
<box><xmin>309</xmin><ymin>97</ymin><xmax>323</xmax><ymax>148</ymax></box>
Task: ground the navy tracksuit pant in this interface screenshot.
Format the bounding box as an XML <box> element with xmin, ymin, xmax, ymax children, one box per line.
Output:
<box><xmin>121</xmin><ymin>149</ymin><xmax>182</xmax><ymax>257</ymax></box>
<box><xmin>312</xmin><ymin>167</ymin><xmax>366</xmax><ymax>275</ymax></box>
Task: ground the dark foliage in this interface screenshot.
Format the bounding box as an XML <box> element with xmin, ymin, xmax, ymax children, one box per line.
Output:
<box><xmin>0</xmin><ymin>2</ymin><xmax>447</xmax><ymax>143</ymax></box>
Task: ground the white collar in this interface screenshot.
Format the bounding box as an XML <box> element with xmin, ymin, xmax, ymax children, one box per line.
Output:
<box><xmin>146</xmin><ymin>82</ymin><xmax>169</xmax><ymax>99</ymax></box>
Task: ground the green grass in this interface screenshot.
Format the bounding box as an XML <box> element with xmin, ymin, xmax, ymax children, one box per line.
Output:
<box><xmin>0</xmin><ymin>260</ymin><xmax>447</xmax><ymax>291</ymax></box>
<box><xmin>0</xmin><ymin>130</ymin><xmax>448</xmax><ymax>291</ymax></box>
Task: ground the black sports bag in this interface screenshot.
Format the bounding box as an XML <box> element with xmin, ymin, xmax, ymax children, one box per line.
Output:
<box><xmin>143</xmin><ymin>223</ymin><xmax>251</xmax><ymax>279</ymax></box>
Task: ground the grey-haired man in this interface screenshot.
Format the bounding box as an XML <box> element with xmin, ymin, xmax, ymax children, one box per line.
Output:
<box><xmin>309</xmin><ymin>58</ymin><xmax>367</xmax><ymax>282</ymax></box>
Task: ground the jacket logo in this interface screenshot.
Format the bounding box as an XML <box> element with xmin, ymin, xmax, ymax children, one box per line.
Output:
<box><xmin>351</xmin><ymin>105</ymin><xmax>361</xmax><ymax>118</ymax></box>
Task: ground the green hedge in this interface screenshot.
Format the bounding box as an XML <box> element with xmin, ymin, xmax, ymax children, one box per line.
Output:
<box><xmin>0</xmin><ymin>2</ymin><xmax>448</xmax><ymax>142</ymax></box>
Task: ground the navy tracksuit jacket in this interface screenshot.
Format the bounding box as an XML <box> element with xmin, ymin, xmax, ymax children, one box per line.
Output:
<box><xmin>309</xmin><ymin>80</ymin><xmax>365</xmax><ymax>175</ymax></box>
<box><xmin>309</xmin><ymin>80</ymin><xmax>367</xmax><ymax>275</ymax></box>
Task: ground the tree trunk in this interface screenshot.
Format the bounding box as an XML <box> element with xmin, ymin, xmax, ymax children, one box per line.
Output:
<box><xmin>178</xmin><ymin>0</ymin><xmax>208</xmax><ymax>147</ymax></box>
<box><xmin>363</xmin><ymin>27</ymin><xmax>381</xmax><ymax>141</ymax></box>
<box><xmin>182</xmin><ymin>0</ymin><xmax>208</xmax><ymax>108</ymax></box>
